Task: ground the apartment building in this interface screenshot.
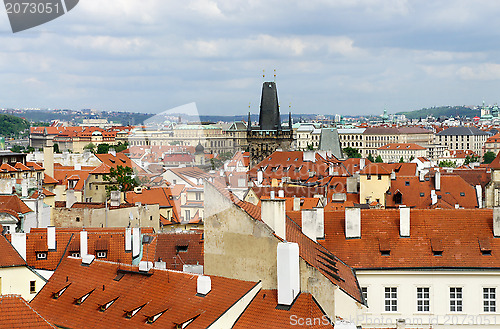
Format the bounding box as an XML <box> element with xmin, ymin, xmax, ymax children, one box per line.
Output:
<box><xmin>436</xmin><ymin>126</ymin><xmax>489</xmax><ymax>157</ymax></box>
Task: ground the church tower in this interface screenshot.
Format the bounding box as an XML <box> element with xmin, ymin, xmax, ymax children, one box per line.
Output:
<box><xmin>247</xmin><ymin>81</ymin><xmax>294</xmax><ymax>167</ymax></box>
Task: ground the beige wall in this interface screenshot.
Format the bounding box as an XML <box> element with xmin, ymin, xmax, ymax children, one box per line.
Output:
<box><xmin>360</xmin><ymin>174</ymin><xmax>391</xmax><ymax>205</ymax></box>
<box><xmin>52</xmin><ymin>204</ymin><xmax>160</xmax><ymax>230</ymax></box>
<box><xmin>0</xmin><ymin>266</ymin><xmax>45</xmax><ymax>301</ymax></box>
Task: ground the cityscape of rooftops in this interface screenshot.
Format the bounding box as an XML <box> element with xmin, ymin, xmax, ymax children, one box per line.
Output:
<box><xmin>4</xmin><ymin>1</ymin><xmax>500</xmax><ymax>329</ymax></box>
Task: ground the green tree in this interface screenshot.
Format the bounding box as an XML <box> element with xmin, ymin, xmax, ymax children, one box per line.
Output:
<box><xmin>103</xmin><ymin>165</ymin><xmax>138</xmax><ymax>194</ymax></box>
<box><xmin>367</xmin><ymin>153</ymin><xmax>375</xmax><ymax>162</ymax></box>
<box><xmin>10</xmin><ymin>145</ymin><xmax>24</xmax><ymax>153</ymax></box>
<box><xmin>53</xmin><ymin>143</ymin><xmax>60</xmax><ymax>153</ymax></box>
<box><xmin>399</xmin><ymin>157</ymin><xmax>404</xmax><ymax>163</ymax></box>
<box><xmin>375</xmin><ymin>155</ymin><xmax>384</xmax><ymax>163</ymax></box>
<box><xmin>114</xmin><ymin>142</ymin><xmax>128</xmax><ymax>153</ymax></box>
<box><xmin>483</xmin><ymin>151</ymin><xmax>496</xmax><ymax>164</ymax></box>
<box><xmin>409</xmin><ymin>155</ymin><xmax>414</xmax><ymax>161</ymax></box>
<box><xmin>343</xmin><ymin>147</ymin><xmax>362</xmax><ymax>158</ymax></box>
<box><xmin>97</xmin><ymin>143</ymin><xmax>111</xmax><ymax>154</ymax></box>
<box><xmin>439</xmin><ymin>160</ymin><xmax>457</xmax><ymax>168</ymax></box>
<box><xmin>83</xmin><ymin>143</ymin><xmax>96</xmax><ymax>153</ymax></box>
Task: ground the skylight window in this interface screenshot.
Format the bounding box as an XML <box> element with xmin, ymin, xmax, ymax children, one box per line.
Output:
<box><xmin>52</xmin><ymin>284</ymin><xmax>71</xmax><ymax>299</ymax></box>
<box><xmin>75</xmin><ymin>289</ymin><xmax>94</xmax><ymax>305</ymax></box>
<box><xmin>125</xmin><ymin>303</ymin><xmax>147</xmax><ymax>319</ymax></box>
<box><xmin>146</xmin><ymin>309</ymin><xmax>167</xmax><ymax>324</ymax></box>
<box><xmin>99</xmin><ymin>297</ymin><xmax>118</xmax><ymax>312</ymax></box>
<box><xmin>460</xmin><ymin>192</ymin><xmax>465</xmax><ymax>196</ymax></box>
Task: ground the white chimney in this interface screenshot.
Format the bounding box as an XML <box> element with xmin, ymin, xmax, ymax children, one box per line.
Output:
<box><xmin>47</xmin><ymin>226</ymin><xmax>56</xmax><ymax>250</ymax></box>
<box><xmin>359</xmin><ymin>158</ymin><xmax>366</xmax><ymax>170</ymax></box>
<box><xmin>270</xmin><ymin>191</ymin><xmax>275</xmax><ymax>199</ymax></box>
<box><xmin>82</xmin><ymin>254</ymin><xmax>95</xmax><ymax>265</ymax></box>
<box><xmin>303</xmin><ymin>151</ymin><xmax>316</xmax><ymax>162</ymax></box>
<box><xmin>494</xmin><ymin>207</ymin><xmax>500</xmax><ymax>237</ymax></box>
<box><xmin>346</xmin><ymin>176</ymin><xmax>358</xmax><ymax>193</ymax></box>
<box><xmin>315</xmin><ymin>207</ymin><xmax>324</xmax><ymax>239</ymax></box>
<box><xmin>399</xmin><ymin>207</ymin><xmax>410</xmax><ymax>237</ymax></box>
<box><xmin>125</xmin><ymin>227</ymin><xmax>132</xmax><ymax>252</ymax></box>
<box><xmin>66</xmin><ymin>189</ymin><xmax>75</xmax><ymax>209</ymax></box>
<box><xmin>11</xmin><ymin>233</ymin><xmax>26</xmax><ymax>260</ymax></box>
<box><xmin>476</xmin><ymin>185</ymin><xmax>483</xmax><ymax>208</ymax></box>
<box><xmin>278</xmin><ymin>190</ymin><xmax>284</xmax><ymax>198</ymax></box>
<box><xmin>277</xmin><ymin>242</ymin><xmax>300</xmax><ymax>306</ymax></box>
<box><xmin>108</xmin><ymin>148</ymin><xmax>116</xmax><ymax>157</ymax></box>
<box><xmin>74</xmin><ymin>163</ymin><xmax>81</xmax><ymax>171</ymax></box>
<box><xmin>301</xmin><ymin>209</ymin><xmax>317</xmax><ymax>241</ymax></box>
<box><xmin>43</xmin><ymin>146</ymin><xmax>54</xmax><ymax>178</ymax></box>
<box><xmin>132</xmin><ymin>227</ymin><xmax>140</xmax><ymax>257</ymax></box>
<box><xmin>261</xmin><ymin>198</ymin><xmax>286</xmax><ymax>240</ymax></box>
<box><xmin>345</xmin><ymin>207</ymin><xmax>361</xmax><ymax>238</ymax></box>
<box><xmin>293</xmin><ymin>197</ymin><xmax>300</xmax><ymax>211</ymax></box>
<box><xmin>80</xmin><ymin>230</ymin><xmax>88</xmax><ymax>257</ymax></box>
<box><xmin>197</xmin><ymin>275</ymin><xmax>212</xmax><ymax>296</ymax></box>
<box><xmin>390</xmin><ymin>171</ymin><xmax>396</xmax><ymax>180</ymax></box>
<box><xmin>431</xmin><ymin>190</ymin><xmax>437</xmax><ymax>205</ymax></box>
<box><xmin>110</xmin><ymin>190</ymin><xmax>120</xmax><ymax>207</ymax></box>
<box><xmin>419</xmin><ymin>170</ymin><xmax>425</xmax><ymax>182</ymax></box>
<box><xmin>435</xmin><ymin>171</ymin><xmax>441</xmax><ymax>191</ymax></box>
<box><xmin>257</xmin><ymin>170</ymin><xmax>263</xmax><ymax>185</ymax></box>
<box><xmin>139</xmin><ymin>261</ymin><xmax>153</xmax><ymax>272</ymax></box>
<box><xmin>21</xmin><ymin>179</ymin><xmax>28</xmax><ymax>198</ymax></box>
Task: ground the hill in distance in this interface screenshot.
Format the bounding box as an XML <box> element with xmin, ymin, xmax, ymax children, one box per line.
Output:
<box><xmin>396</xmin><ymin>106</ymin><xmax>480</xmax><ymax>119</ymax></box>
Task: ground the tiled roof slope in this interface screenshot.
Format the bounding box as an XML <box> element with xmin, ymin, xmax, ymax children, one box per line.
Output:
<box><xmin>154</xmin><ymin>231</ymin><xmax>204</xmax><ymax>270</ymax></box>
<box><xmin>30</xmin><ymin>257</ymin><xmax>258</xmax><ymax>329</ymax></box>
<box><xmin>0</xmin><ymin>295</ymin><xmax>55</xmax><ymax>329</ymax></box>
<box><xmin>318</xmin><ymin>209</ymin><xmax>500</xmax><ymax>269</ymax></box>
<box><xmin>286</xmin><ymin>218</ymin><xmax>363</xmax><ymax>304</ymax></box>
<box><xmin>385</xmin><ymin>175</ymin><xmax>478</xmax><ymax>208</ymax></box>
<box><xmin>0</xmin><ymin>235</ymin><xmax>26</xmax><ymax>267</ymax></box>
<box><xmin>233</xmin><ymin>290</ymin><xmax>333</xmax><ymax>328</ymax></box>
<box><xmin>0</xmin><ymin>195</ymin><xmax>32</xmax><ymax>214</ymax></box>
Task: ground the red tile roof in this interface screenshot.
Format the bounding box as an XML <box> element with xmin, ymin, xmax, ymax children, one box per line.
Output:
<box><xmin>318</xmin><ymin>209</ymin><xmax>500</xmax><ymax>269</ymax></box>
<box><xmin>377</xmin><ymin>143</ymin><xmax>426</xmax><ymax>150</ymax></box>
<box><xmin>154</xmin><ymin>231</ymin><xmax>204</xmax><ymax>271</ymax></box>
<box><xmin>43</xmin><ymin>173</ymin><xmax>58</xmax><ymax>185</ymax></box>
<box><xmin>0</xmin><ymin>235</ymin><xmax>26</xmax><ymax>267</ymax></box>
<box><xmin>31</xmin><ymin>257</ymin><xmax>258</xmax><ymax>329</ymax></box>
<box><xmin>233</xmin><ymin>290</ymin><xmax>333</xmax><ymax>328</ymax></box>
<box><xmin>30</xmin><ymin>188</ymin><xmax>56</xmax><ymax>198</ymax></box>
<box><xmin>0</xmin><ymin>295</ymin><xmax>55</xmax><ymax>328</ymax></box>
<box><xmin>0</xmin><ymin>195</ymin><xmax>33</xmax><ymax>214</ymax></box>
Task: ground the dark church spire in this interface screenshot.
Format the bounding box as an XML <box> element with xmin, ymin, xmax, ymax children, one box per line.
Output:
<box><xmin>247</xmin><ymin>112</ymin><xmax>252</xmax><ymax>132</ymax></box>
<box><xmin>258</xmin><ymin>81</ymin><xmax>281</xmax><ymax>130</ymax></box>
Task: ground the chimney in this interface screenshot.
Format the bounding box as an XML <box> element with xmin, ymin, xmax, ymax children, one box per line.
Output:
<box><xmin>396</xmin><ymin>319</ymin><xmax>406</xmax><ymax>329</ymax></box>
<box><xmin>74</xmin><ymin>163</ymin><xmax>81</xmax><ymax>171</ymax></box>
<box><xmin>11</xmin><ymin>233</ymin><xmax>26</xmax><ymax>260</ymax></box>
<box><xmin>301</xmin><ymin>209</ymin><xmax>317</xmax><ymax>241</ymax></box>
<box><xmin>359</xmin><ymin>158</ymin><xmax>366</xmax><ymax>170</ymax></box>
<box><xmin>66</xmin><ymin>189</ymin><xmax>75</xmax><ymax>209</ymax></box>
<box><xmin>257</xmin><ymin>170</ymin><xmax>263</xmax><ymax>185</ymax></box>
<box><xmin>197</xmin><ymin>275</ymin><xmax>212</xmax><ymax>296</ymax></box>
<box><xmin>476</xmin><ymin>185</ymin><xmax>483</xmax><ymax>208</ymax></box>
<box><xmin>80</xmin><ymin>230</ymin><xmax>88</xmax><ymax>257</ymax></box>
<box><xmin>346</xmin><ymin>176</ymin><xmax>358</xmax><ymax>193</ymax></box>
<box><xmin>132</xmin><ymin>227</ymin><xmax>140</xmax><ymax>257</ymax></box>
<box><xmin>110</xmin><ymin>190</ymin><xmax>120</xmax><ymax>207</ymax></box>
<box><xmin>139</xmin><ymin>261</ymin><xmax>153</xmax><ymax>272</ymax></box>
<box><xmin>399</xmin><ymin>207</ymin><xmax>410</xmax><ymax>237</ymax></box>
<box><xmin>47</xmin><ymin>226</ymin><xmax>56</xmax><ymax>250</ymax></box>
<box><xmin>431</xmin><ymin>190</ymin><xmax>437</xmax><ymax>205</ymax></box>
<box><xmin>277</xmin><ymin>242</ymin><xmax>300</xmax><ymax>306</ymax></box>
<box><xmin>125</xmin><ymin>227</ymin><xmax>132</xmax><ymax>252</ymax></box>
<box><xmin>293</xmin><ymin>197</ymin><xmax>300</xmax><ymax>211</ymax></box>
<box><xmin>21</xmin><ymin>179</ymin><xmax>28</xmax><ymax>198</ymax></box>
<box><xmin>43</xmin><ymin>146</ymin><xmax>54</xmax><ymax>178</ymax></box>
<box><xmin>82</xmin><ymin>254</ymin><xmax>95</xmax><ymax>265</ymax></box>
<box><xmin>278</xmin><ymin>190</ymin><xmax>284</xmax><ymax>198</ymax></box>
<box><xmin>315</xmin><ymin>207</ymin><xmax>324</xmax><ymax>239</ymax></box>
<box><xmin>303</xmin><ymin>151</ymin><xmax>316</xmax><ymax>162</ymax></box>
<box><xmin>108</xmin><ymin>148</ymin><xmax>116</xmax><ymax>157</ymax></box>
<box><xmin>345</xmin><ymin>207</ymin><xmax>361</xmax><ymax>238</ymax></box>
<box><xmin>270</xmin><ymin>191</ymin><xmax>275</xmax><ymax>199</ymax></box>
<box><xmin>435</xmin><ymin>170</ymin><xmax>441</xmax><ymax>191</ymax></box>
<box><xmin>494</xmin><ymin>207</ymin><xmax>500</xmax><ymax>237</ymax></box>
<box><xmin>390</xmin><ymin>171</ymin><xmax>396</xmax><ymax>180</ymax></box>
<box><xmin>261</xmin><ymin>198</ymin><xmax>286</xmax><ymax>240</ymax></box>
<box><xmin>419</xmin><ymin>170</ymin><xmax>425</xmax><ymax>182</ymax></box>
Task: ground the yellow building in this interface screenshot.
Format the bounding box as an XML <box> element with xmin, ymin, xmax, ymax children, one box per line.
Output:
<box><xmin>359</xmin><ymin>163</ymin><xmax>392</xmax><ymax>205</ymax></box>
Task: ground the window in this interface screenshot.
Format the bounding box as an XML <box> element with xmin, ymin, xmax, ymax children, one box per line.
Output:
<box><xmin>30</xmin><ymin>281</ymin><xmax>36</xmax><ymax>294</ymax></box>
<box><xmin>378</xmin><ymin>175</ymin><xmax>382</xmax><ymax>180</ymax></box>
<box><xmin>384</xmin><ymin>287</ymin><xmax>397</xmax><ymax>311</ymax></box>
<box><xmin>405</xmin><ymin>181</ymin><xmax>410</xmax><ymax>186</ymax></box>
<box><xmin>36</xmin><ymin>252</ymin><xmax>47</xmax><ymax>260</ymax></box>
<box><xmin>450</xmin><ymin>287</ymin><xmax>463</xmax><ymax>312</ymax></box>
<box><xmin>417</xmin><ymin>287</ymin><xmax>430</xmax><ymax>312</ymax></box>
<box><xmin>71</xmin><ymin>252</ymin><xmax>80</xmax><ymax>257</ymax></box>
<box><xmin>361</xmin><ymin>287</ymin><xmax>368</xmax><ymax>304</ymax></box>
<box><xmin>367</xmin><ymin>175</ymin><xmax>371</xmax><ymax>180</ymax></box>
<box><xmin>185</xmin><ymin>210</ymin><xmax>190</xmax><ymax>220</ymax></box>
<box><xmin>484</xmin><ymin>288</ymin><xmax>496</xmax><ymax>312</ymax></box>
<box><xmin>96</xmin><ymin>251</ymin><xmax>107</xmax><ymax>258</ymax></box>
<box><xmin>195</xmin><ymin>192</ymin><xmax>201</xmax><ymax>200</ymax></box>
<box><xmin>176</xmin><ymin>245</ymin><xmax>188</xmax><ymax>253</ymax></box>
<box><xmin>76</xmin><ymin>217</ymin><xmax>80</xmax><ymax>222</ymax></box>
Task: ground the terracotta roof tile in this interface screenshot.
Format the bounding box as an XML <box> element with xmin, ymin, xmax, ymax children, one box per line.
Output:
<box><xmin>0</xmin><ymin>235</ymin><xmax>26</xmax><ymax>267</ymax></box>
<box><xmin>0</xmin><ymin>295</ymin><xmax>55</xmax><ymax>328</ymax></box>
<box><xmin>154</xmin><ymin>232</ymin><xmax>204</xmax><ymax>270</ymax></box>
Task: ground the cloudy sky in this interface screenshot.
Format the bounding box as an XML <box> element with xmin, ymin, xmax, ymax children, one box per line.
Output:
<box><xmin>1</xmin><ymin>0</ymin><xmax>500</xmax><ymax>116</ymax></box>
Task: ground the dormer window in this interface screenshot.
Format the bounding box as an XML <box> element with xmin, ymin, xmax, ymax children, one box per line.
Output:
<box><xmin>479</xmin><ymin>238</ymin><xmax>492</xmax><ymax>256</ymax></box>
<box><xmin>146</xmin><ymin>309</ymin><xmax>167</xmax><ymax>324</ymax></box>
<box><xmin>431</xmin><ymin>238</ymin><xmax>443</xmax><ymax>256</ymax></box>
<box><xmin>36</xmin><ymin>252</ymin><xmax>47</xmax><ymax>260</ymax></box>
<box><xmin>99</xmin><ymin>297</ymin><xmax>118</xmax><ymax>312</ymax></box>
<box><xmin>125</xmin><ymin>303</ymin><xmax>146</xmax><ymax>319</ymax></box>
<box><xmin>52</xmin><ymin>283</ymin><xmax>71</xmax><ymax>299</ymax></box>
<box><xmin>96</xmin><ymin>251</ymin><xmax>107</xmax><ymax>258</ymax></box>
<box><xmin>75</xmin><ymin>289</ymin><xmax>94</xmax><ymax>305</ymax></box>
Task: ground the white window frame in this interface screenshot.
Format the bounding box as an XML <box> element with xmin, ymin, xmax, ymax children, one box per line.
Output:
<box><xmin>96</xmin><ymin>251</ymin><xmax>107</xmax><ymax>258</ymax></box>
<box><xmin>450</xmin><ymin>287</ymin><xmax>463</xmax><ymax>312</ymax></box>
<box><xmin>416</xmin><ymin>287</ymin><xmax>430</xmax><ymax>312</ymax></box>
<box><xmin>384</xmin><ymin>287</ymin><xmax>398</xmax><ymax>312</ymax></box>
<box><xmin>483</xmin><ymin>287</ymin><xmax>496</xmax><ymax>313</ymax></box>
<box><xmin>36</xmin><ymin>252</ymin><xmax>47</xmax><ymax>260</ymax></box>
